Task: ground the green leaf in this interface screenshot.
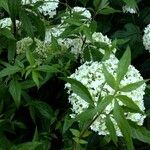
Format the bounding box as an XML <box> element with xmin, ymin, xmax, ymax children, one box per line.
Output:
<box><xmin>75</xmin><ymin>108</ymin><xmax>97</xmax><ymax>123</ymax></box>
<box><xmin>9</xmin><ymin>79</ymin><xmax>21</xmax><ymax>108</ymax></box>
<box><xmin>113</xmin><ymin>100</ymin><xmax>134</xmax><ymax>150</ymax></box>
<box><xmin>79</xmin><ymin>139</ymin><xmax>88</xmax><ymax>144</ymax></box>
<box><xmin>63</xmin><ymin>115</ymin><xmax>74</xmax><ymax>134</ymax></box>
<box><xmin>70</xmin><ymin>129</ymin><xmax>80</xmax><ymax>137</ymax></box>
<box><xmin>116</xmin><ymin>95</ymin><xmax>142</xmax><ymax>113</ymax></box>
<box><xmin>116</xmin><ymin>46</ymin><xmax>131</xmax><ymax>83</ymax></box>
<box><xmin>98</xmin><ymin>0</ymin><xmax>109</xmax><ymax>10</ymax></box>
<box><xmin>103</xmin><ymin>65</ymin><xmax>118</xmax><ymax>90</ymax></box>
<box><xmin>8</xmin><ymin>40</ymin><xmax>16</xmax><ymax>62</ymax></box>
<box><xmin>93</xmin><ymin>0</ymin><xmax>100</xmax><ymax>9</ymax></box>
<box><xmin>32</xmin><ymin>127</ymin><xmax>38</xmax><ymax>142</ymax></box>
<box><xmin>122</xmin><ymin>0</ymin><xmax>137</xmax><ymax>9</ymax></box>
<box><xmin>10</xmin><ymin>142</ymin><xmax>42</xmax><ymax>150</ymax></box>
<box><xmin>20</xmin><ymin>80</ymin><xmax>36</xmax><ymax>89</ymax></box>
<box><xmin>83</xmin><ymin>46</ymin><xmax>91</xmax><ymax>62</ymax></box>
<box><xmin>112</xmin><ymin>23</ymin><xmax>142</xmax><ymax>59</ymax></box>
<box><xmin>19</xmin><ymin>9</ymin><xmax>34</xmax><ymax>37</ymax></box>
<box><xmin>0</xmin><ymin>65</ymin><xmax>21</xmax><ymax>78</ymax></box>
<box><xmin>119</xmin><ymin>80</ymin><xmax>145</xmax><ymax>92</ymax></box>
<box><xmin>105</xmin><ymin>116</ymin><xmax>118</xmax><ymax>145</ymax></box>
<box><xmin>32</xmin><ymin>71</ymin><xmax>40</xmax><ymax>88</ymax></box>
<box><xmin>61</xmin><ymin>77</ymin><xmax>94</xmax><ymax>106</ymax></box>
<box><xmin>26</xmin><ymin>48</ymin><xmax>35</xmax><ymax>65</ymax></box>
<box><xmin>90</xmin><ymin>48</ymin><xmax>103</xmax><ymax>62</ymax></box>
<box><xmin>98</xmin><ymin>6</ymin><xmax>120</xmax><ymax>15</ymax></box>
<box><xmin>96</xmin><ymin>95</ymin><xmax>113</xmax><ymax>113</ymax></box>
<box><xmin>8</xmin><ymin>0</ymin><xmax>21</xmax><ymax>21</ymax></box>
<box><xmin>129</xmin><ymin>121</ymin><xmax>150</xmax><ymax>144</ymax></box>
<box><xmin>28</xmin><ymin>100</ymin><xmax>55</xmax><ymax>121</ymax></box>
<box><xmin>0</xmin><ymin>0</ymin><xmax>9</xmax><ymax>13</ymax></box>
<box><xmin>36</xmin><ymin>65</ymin><xmax>59</xmax><ymax>73</ymax></box>
<box><xmin>0</xmin><ymin>28</ymin><xmax>15</xmax><ymax>40</ymax></box>
<box><xmin>82</xmin><ymin>26</ymin><xmax>92</xmax><ymax>41</ymax></box>
<box><xmin>51</xmin><ymin>35</ymin><xmax>61</xmax><ymax>51</ymax></box>
<box><xmin>65</xmin><ymin>18</ymin><xmax>82</xmax><ymax>26</ymax></box>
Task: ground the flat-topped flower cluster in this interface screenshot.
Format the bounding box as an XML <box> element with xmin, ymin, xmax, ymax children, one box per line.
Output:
<box><xmin>65</xmin><ymin>54</ymin><xmax>146</xmax><ymax>136</ymax></box>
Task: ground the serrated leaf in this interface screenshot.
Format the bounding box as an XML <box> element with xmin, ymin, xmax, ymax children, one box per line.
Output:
<box><xmin>113</xmin><ymin>100</ymin><xmax>134</xmax><ymax>150</ymax></box>
<box><xmin>119</xmin><ymin>80</ymin><xmax>145</xmax><ymax>92</ymax></box>
<box><xmin>116</xmin><ymin>46</ymin><xmax>131</xmax><ymax>83</ymax></box>
<box><xmin>105</xmin><ymin>116</ymin><xmax>118</xmax><ymax>145</ymax></box>
<box><xmin>0</xmin><ymin>65</ymin><xmax>21</xmax><ymax>78</ymax></box>
<box><xmin>61</xmin><ymin>77</ymin><xmax>94</xmax><ymax>106</ymax></box>
<box><xmin>116</xmin><ymin>95</ymin><xmax>142</xmax><ymax>113</ymax></box>
<box><xmin>9</xmin><ymin>79</ymin><xmax>21</xmax><ymax>108</ymax></box>
<box><xmin>103</xmin><ymin>65</ymin><xmax>118</xmax><ymax>90</ymax></box>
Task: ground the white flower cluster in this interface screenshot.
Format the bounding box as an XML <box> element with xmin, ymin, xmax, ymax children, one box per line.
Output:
<box><xmin>44</xmin><ymin>7</ymin><xmax>115</xmax><ymax>61</ymax></box>
<box><xmin>16</xmin><ymin>37</ymin><xmax>33</xmax><ymax>54</ymax></box>
<box><xmin>91</xmin><ymin>32</ymin><xmax>116</xmax><ymax>54</ymax></box>
<box><xmin>17</xmin><ymin>37</ymin><xmax>50</xmax><ymax>59</ymax></box>
<box><xmin>22</xmin><ymin>0</ymin><xmax>59</xmax><ymax>18</ymax></box>
<box><xmin>143</xmin><ymin>24</ymin><xmax>150</xmax><ymax>52</ymax></box>
<box><xmin>44</xmin><ymin>25</ymin><xmax>84</xmax><ymax>58</ymax></box>
<box><xmin>45</xmin><ymin>25</ymin><xmax>115</xmax><ymax>61</ymax></box>
<box><xmin>73</xmin><ymin>7</ymin><xmax>91</xmax><ymax>19</ymax></box>
<box><xmin>122</xmin><ymin>5</ymin><xmax>136</xmax><ymax>14</ymax></box>
<box><xmin>65</xmin><ymin>54</ymin><xmax>146</xmax><ymax>136</ymax></box>
<box><xmin>0</xmin><ymin>18</ymin><xmax>20</xmax><ymax>29</ymax></box>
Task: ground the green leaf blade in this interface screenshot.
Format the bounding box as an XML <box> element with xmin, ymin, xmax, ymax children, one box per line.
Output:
<box><xmin>113</xmin><ymin>100</ymin><xmax>134</xmax><ymax>150</ymax></box>
<box><xmin>0</xmin><ymin>65</ymin><xmax>21</xmax><ymax>78</ymax></box>
<box><xmin>117</xmin><ymin>46</ymin><xmax>131</xmax><ymax>83</ymax></box>
<box><xmin>61</xmin><ymin>77</ymin><xmax>94</xmax><ymax>106</ymax></box>
<box><xmin>9</xmin><ymin>79</ymin><xmax>21</xmax><ymax>108</ymax></box>
<box><xmin>120</xmin><ymin>80</ymin><xmax>145</xmax><ymax>92</ymax></box>
<box><xmin>105</xmin><ymin>116</ymin><xmax>118</xmax><ymax>145</ymax></box>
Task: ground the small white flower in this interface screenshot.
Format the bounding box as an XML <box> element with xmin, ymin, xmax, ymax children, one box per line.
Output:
<box><xmin>22</xmin><ymin>0</ymin><xmax>59</xmax><ymax>18</ymax></box>
<box><xmin>0</xmin><ymin>17</ymin><xmax>20</xmax><ymax>29</ymax></box>
<box><xmin>122</xmin><ymin>5</ymin><xmax>136</xmax><ymax>14</ymax></box>
<box><xmin>17</xmin><ymin>37</ymin><xmax>51</xmax><ymax>60</ymax></box>
<box><xmin>65</xmin><ymin>54</ymin><xmax>146</xmax><ymax>136</ymax></box>
<box><xmin>143</xmin><ymin>24</ymin><xmax>150</xmax><ymax>52</ymax></box>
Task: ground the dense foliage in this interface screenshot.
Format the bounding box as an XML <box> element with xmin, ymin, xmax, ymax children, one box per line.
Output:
<box><xmin>0</xmin><ymin>0</ymin><xmax>150</xmax><ymax>149</ymax></box>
